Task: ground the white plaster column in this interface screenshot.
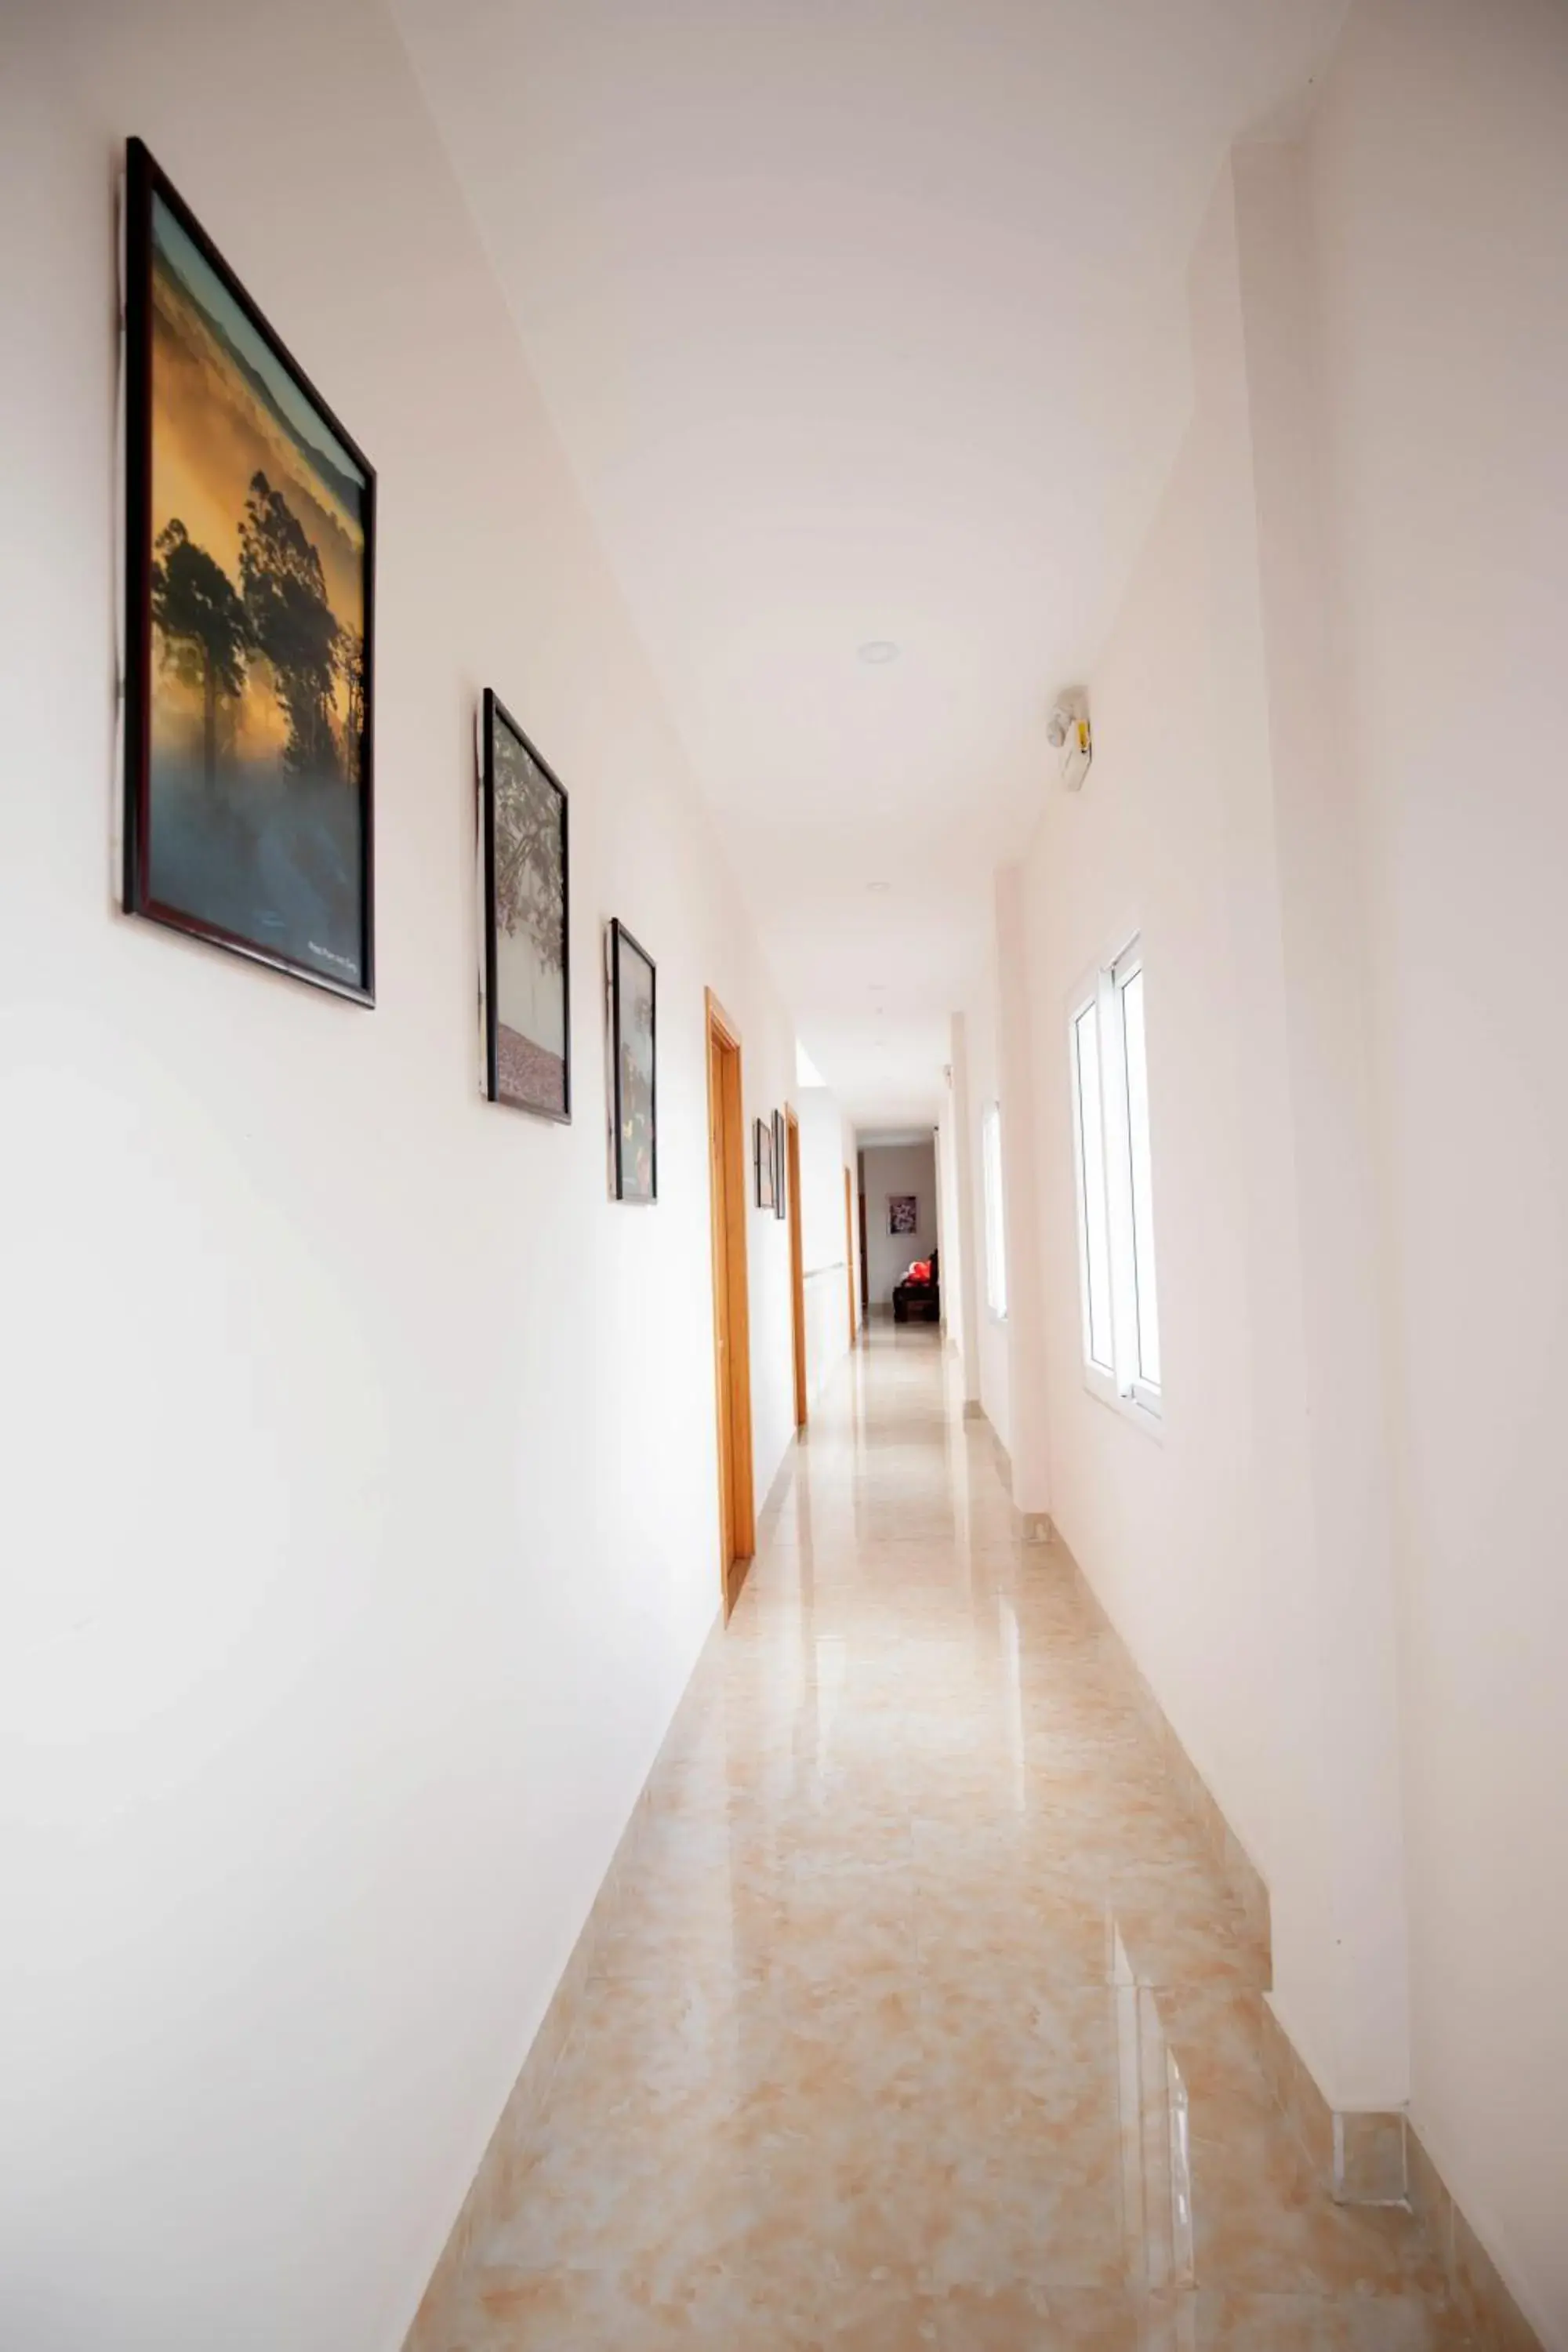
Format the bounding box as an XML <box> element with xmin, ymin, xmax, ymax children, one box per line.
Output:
<box><xmin>947</xmin><ymin>1011</ymin><xmax>983</xmax><ymax>1412</ymax></box>
<box><xmin>994</xmin><ymin>866</ymin><xmax>1053</xmax><ymax>1526</ymax></box>
<box><xmin>1189</xmin><ymin>143</ymin><xmax>1410</xmax><ymax>2114</ymax></box>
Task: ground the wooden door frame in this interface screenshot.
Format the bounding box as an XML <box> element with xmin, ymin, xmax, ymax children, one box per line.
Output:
<box><xmin>786</xmin><ymin>1105</ymin><xmax>807</xmax><ymax>1428</ymax></box>
<box><xmin>706</xmin><ymin>989</ymin><xmax>756</xmax><ymax>1616</ymax></box>
<box><xmin>844</xmin><ymin>1167</ymin><xmax>858</xmax><ymax>1343</ymax></box>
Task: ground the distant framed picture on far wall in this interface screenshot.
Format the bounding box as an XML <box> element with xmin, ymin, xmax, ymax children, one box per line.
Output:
<box><xmin>122</xmin><ymin>137</ymin><xmax>376</xmax><ymax>1000</ymax></box>
<box><xmin>755</xmin><ymin>1114</ymin><xmax>775</xmax><ymax>1210</ymax></box>
<box><xmin>772</xmin><ymin>1108</ymin><xmax>787</xmax><ymax>1220</ymax></box>
<box><xmin>889</xmin><ymin>1194</ymin><xmax>918</xmax><ymax>1236</ymax></box>
<box><xmin>480</xmin><ymin>690</ymin><xmax>571</xmax><ymax>1120</ymax></box>
<box><xmin>608</xmin><ymin>920</ymin><xmax>656</xmax><ymax>1202</ymax></box>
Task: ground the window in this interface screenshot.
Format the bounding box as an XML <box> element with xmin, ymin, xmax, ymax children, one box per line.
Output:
<box><xmin>1072</xmin><ymin>1000</ymin><xmax>1113</xmax><ymax>1374</ymax></box>
<box><xmin>1118</xmin><ymin>957</ymin><xmax>1161</xmax><ymax>1392</ymax></box>
<box><xmin>1069</xmin><ymin>939</ymin><xmax>1161</xmax><ymax>1423</ymax></box>
<box><xmin>982</xmin><ymin>1100</ymin><xmax>1007</xmax><ymax>1320</ymax></box>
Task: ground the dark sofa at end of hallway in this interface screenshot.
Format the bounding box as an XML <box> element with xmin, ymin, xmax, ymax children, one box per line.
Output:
<box><xmin>892</xmin><ymin>1247</ymin><xmax>940</xmax><ymax>1324</ymax></box>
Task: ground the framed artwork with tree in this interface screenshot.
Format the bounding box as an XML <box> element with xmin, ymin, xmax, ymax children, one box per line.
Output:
<box><xmin>608</xmin><ymin>920</ymin><xmax>655</xmax><ymax>1201</ymax></box>
<box><xmin>122</xmin><ymin>138</ymin><xmax>376</xmax><ymax>1000</ymax></box>
<box><xmin>480</xmin><ymin>691</ymin><xmax>571</xmax><ymax>1120</ymax></box>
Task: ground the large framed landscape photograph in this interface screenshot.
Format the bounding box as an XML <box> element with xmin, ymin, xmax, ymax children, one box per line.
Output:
<box><xmin>608</xmin><ymin>920</ymin><xmax>656</xmax><ymax>1202</ymax></box>
<box><xmin>122</xmin><ymin>139</ymin><xmax>376</xmax><ymax>1000</ymax></box>
<box><xmin>481</xmin><ymin>691</ymin><xmax>571</xmax><ymax>1120</ymax></box>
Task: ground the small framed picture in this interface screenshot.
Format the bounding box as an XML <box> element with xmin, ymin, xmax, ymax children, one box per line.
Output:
<box><xmin>888</xmin><ymin>1195</ymin><xmax>918</xmax><ymax>1236</ymax></box>
<box><xmin>754</xmin><ymin>1114</ymin><xmax>775</xmax><ymax>1210</ymax></box>
<box><xmin>122</xmin><ymin>138</ymin><xmax>376</xmax><ymax>1000</ymax></box>
<box><xmin>480</xmin><ymin>690</ymin><xmax>570</xmax><ymax>1120</ymax></box>
<box><xmin>608</xmin><ymin>919</ymin><xmax>656</xmax><ymax>1203</ymax></box>
<box><xmin>772</xmin><ymin>1109</ymin><xmax>787</xmax><ymax>1220</ymax></box>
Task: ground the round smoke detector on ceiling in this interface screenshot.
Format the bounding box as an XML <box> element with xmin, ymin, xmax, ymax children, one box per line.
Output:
<box><xmin>867</xmin><ymin>881</ymin><xmax>891</xmax><ymax>895</ymax></box>
<box><xmin>858</xmin><ymin>640</ymin><xmax>899</xmax><ymax>666</ymax></box>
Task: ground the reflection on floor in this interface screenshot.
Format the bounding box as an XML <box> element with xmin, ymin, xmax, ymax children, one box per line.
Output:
<box><xmin>440</xmin><ymin>1324</ymin><xmax>1467</xmax><ymax>2348</ymax></box>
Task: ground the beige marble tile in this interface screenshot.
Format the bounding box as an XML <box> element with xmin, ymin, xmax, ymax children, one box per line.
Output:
<box><xmin>924</xmin><ymin>2285</ymin><xmax>1472</xmax><ymax>2350</ymax></box>
<box><xmin>1187</xmin><ymin>2122</ymin><xmax>1446</xmax><ymax>2299</ymax></box>
<box><xmin>406</xmin><ymin>1327</ymin><xmax>1465</xmax><ymax>2352</ymax></box>
<box><xmin>1336</xmin><ymin>2110</ymin><xmax>1409</xmax><ymax>2205</ymax></box>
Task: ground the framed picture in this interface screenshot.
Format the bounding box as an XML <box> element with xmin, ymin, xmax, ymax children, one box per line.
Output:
<box><xmin>754</xmin><ymin>1114</ymin><xmax>775</xmax><ymax>1210</ymax></box>
<box><xmin>608</xmin><ymin>920</ymin><xmax>656</xmax><ymax>1202</ymax></box>
<box><xmin>772</xmin><ymin>1108</ymin><xmax>787</xmax><ymax>1220</ymax></box>
<box><xmin>889</xmin><ymin>1195</ymin><xmax>918</xmax><ymax>1236</ymax></box>
<box><xmin>481</xmin><ymin>691</ymin><xmax>570</xmax><ymax>1120</ymax></box>
<box><xmin>122</xmin><ymin>138</ymin><xmax>376</xmax><ymax>1000</ymax></box>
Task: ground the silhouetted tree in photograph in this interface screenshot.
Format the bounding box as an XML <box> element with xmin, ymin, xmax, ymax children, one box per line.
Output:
<box><xmin>149</xmin><ymin>518</ymin><xmax>252</xmax><ymax>786</ymax></box>
<box><xmin>238</xmin><ymin>470</ymin><xmax>341</xmax><ymax>775</ymax></box>
<box><xmin>336</xmin><ymin>628</ymin><xmax>366</xmax><ymax>779</ymax></box>
<box><xmin>494</xmin><ymin>735</ymin><xmax>564</xmax><ymax>973</ymax></box>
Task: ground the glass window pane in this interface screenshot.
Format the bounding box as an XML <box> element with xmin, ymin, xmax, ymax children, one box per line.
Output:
<box><xmin>1120</xmin><ymin>967</ymin><xmax>1161</xmax><ymax>1387</ymax></box>
<box><xmin>1074</xmin><ymin>1005</ymin><xmax>1114</xmax><ymax>1370</ymax></box>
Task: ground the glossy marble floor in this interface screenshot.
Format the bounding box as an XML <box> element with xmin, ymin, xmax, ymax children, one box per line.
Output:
<box><xmin>441</xmin><ymin>1325</ymin><xmax>1466</xmax><ymax>2350</ymax></box>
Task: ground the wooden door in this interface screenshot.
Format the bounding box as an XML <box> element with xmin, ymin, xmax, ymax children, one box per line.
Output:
<box><xmin>844</xmin><ymin>1167</ymin><xmax>857</xmax><ymax>1342</ymax></box>
<box><xmin>786</xmin><ymin>1106</ymin><xmax>807</xmax><ymax>1428</ymax></box>
<box><xmin>706</xmin><ymin>991</ymin><xmax>756</xmax><ymax>1614</ymax></box>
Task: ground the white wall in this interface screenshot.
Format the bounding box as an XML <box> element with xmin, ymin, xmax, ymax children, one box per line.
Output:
<box><xmin>1007</xmin><ymin>426</ymin><xmax>1276</xmax><ymax>1969</ymax></box>
<box><xmin>796</xmin><ymin>1083</ymin><xmax>849</xmax><ymax>1277</ymax></box>
<box><xmin>993</xmin><ymin>130</ymin><xmax>1413</xmax><ymax>2137</ymax></box>
<box><xmin>946</xmin><ymin>1012</ymin><xmax>983</xmax><ymax>1407</ymax></box>
<box><xmin>969</xmin><ymin>0</ymin><xmax>1568</xmax><ymax>2339</ymax></box>
<box><xmin>859</xmin><ymin>1141</ymin><xmax>937</xmax><ymax>1306</ymax></box>
<box><xmin>993</xmin><ymin>866</ymin><xmax>1052</xmax><ymax>1519</ymax></box>
<box><xmin>935</xmin><ymin>1094</ymin><xmax>965</xmax><ymax>1352</ymax></box>
<box><xmin>1307</xmin><ymin>0</ymin><xmax>1568</xmax><ymax>2336</ymax></box>
<box><xmin>793</xmin><ymin>1083</ymin><xmax>855</xmax><ymax>1399</ymax></box>
<box><xmin>0</xmin><ymin>7</ymin><xmax>800</xmax><ymax>2349</ymax></box>
<box><xmin>964</xmin><ymin>934</ymin><xmax>1011</xmax><ymax>1450</ymax></box>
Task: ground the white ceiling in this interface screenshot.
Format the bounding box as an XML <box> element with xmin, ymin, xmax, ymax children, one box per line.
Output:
<box><xmin>395</xmin><ymin>0</ymin><xmax>1346</xmax><ymax>1123</ymax></box>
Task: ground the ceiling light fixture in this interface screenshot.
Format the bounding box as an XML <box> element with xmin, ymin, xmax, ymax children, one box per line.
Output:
<box><xmin>858</xmin><ymin>640</ymin><xmax>899</xmax><ymax>666</ymax></box>
<box><xmin>867</xmin><ymin>882</ymin><xmax>891</xmax><ymax>895</ymax></box>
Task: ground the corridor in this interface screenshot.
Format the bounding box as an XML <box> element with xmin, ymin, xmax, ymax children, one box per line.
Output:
<box><xmin>432</xmin><ymin>1327</ymin><xmax>1460</xmax><ymax>2351</ymax></box>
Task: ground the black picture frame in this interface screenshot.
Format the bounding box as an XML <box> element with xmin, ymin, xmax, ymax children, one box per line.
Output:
<box><xmin>608</xmin><ymin>919</ymin><xmax>656</xmax><ymax>1202</ymax></box>
<box><xmin>122</xmin><ymin>137</ymin><xmax>376</xmax><ymax>1002</ymax></box>
<box><xmin>481</xmin><ymin>690</ymin><xmax>572</xmax><ymax>1122</ymax></box>
<box><xmin>754</xmin><ymin>1115</ymin><xmax>775</xmax><ymax>1210</ymax></box>
<box><xmin>772</xmin><ymin>1108</ymin><xmax>787</xmax><ymax>1220</ymax></box>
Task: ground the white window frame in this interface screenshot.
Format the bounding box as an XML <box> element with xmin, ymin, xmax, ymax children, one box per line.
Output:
<box><xmin>981</xmin><ymin>1099</ymin><xmax>1007</xmax><ymax>1322</ymax></box>
<box><xmin>1069</xmin><ymin>937</ymin><xmax>1163</xmax><ymax>1436</ymax></box>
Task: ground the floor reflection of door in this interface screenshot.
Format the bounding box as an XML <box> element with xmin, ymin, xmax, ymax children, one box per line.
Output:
<box><xmin>706</xmin><ymin>989</ymin><xmax>755</xmax><ymax>1616</ymax></box>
